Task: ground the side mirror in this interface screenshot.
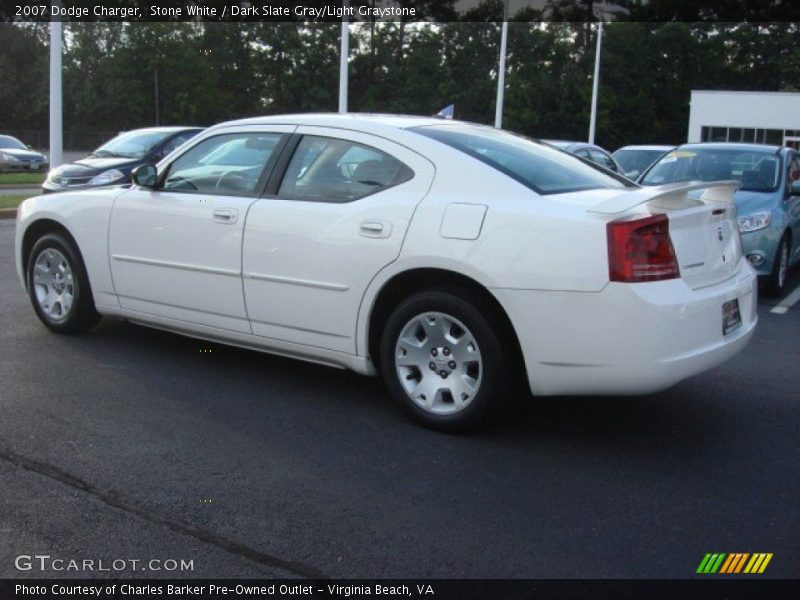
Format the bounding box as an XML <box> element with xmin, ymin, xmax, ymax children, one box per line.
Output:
<box><xmin>625</xmin><ymin>169</ymin><xmax>640</xmax><ymax>180</ymax></box>
<box><xmin>131</xmin><ymin>164</ymin><xmax>158</xmax><ymax>188</ymax></box>
<box><xmin>791</xmin><ymin>180</ymin><xmax>800</xmax><ymax>196</ymax></box>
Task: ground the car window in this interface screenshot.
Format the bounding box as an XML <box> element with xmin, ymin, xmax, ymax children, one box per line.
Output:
<box><xmin>613</xmin><ymin>149</ymin><xmax>668</xmax><ymax>174</ymax></box>
<box><xmin>642</xmin><ymin>148</ymin><xmax>780</xmax><ymax>192</ymax></box>
<box><xmin>0</xmin><ymin>135</ymin><xmax>26</xmax><ymax>150</ymax></box>
<box><xmin>160</xmin><ymin>131</ymin><xmax>199</xmax><ymax>157</ymax></box>
<box><xmin>278</xmin><ymin>135</ymin><xmax>413</xmax><ymax>201</ymax></box>
<box><xmin>588</xmin><ymin>149</ymin><xmax>617</xmax><ymax>171</ymax></box>
<box><xmin>414</xmin><ymin>125</ymin><xmax>629</xmax><ymax>195</ymax></box>
<box><xmin>574</xmin><ymin>149</ymin><xmax>590</xmax><ymax>159</ymax></box>
<box><xmin>788</xmin><ymin>155</ymin><xmax>800</xmax><ymax>191</ymax></box>
<box><xmin>163</xmin><ymin>133</ymin><xmax>282</xmax><ymax>196</ymax></box>
<box><xmin>93</xmin><ymin>130</ymin><xmax>174</xmax><ymax>159</ymax></box>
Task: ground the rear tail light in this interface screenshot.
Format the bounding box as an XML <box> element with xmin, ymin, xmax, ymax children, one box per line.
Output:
<box><xmin>607</xmin><ymin>214</ymin><xmax>680</xmax><ymax>282</ymax></box>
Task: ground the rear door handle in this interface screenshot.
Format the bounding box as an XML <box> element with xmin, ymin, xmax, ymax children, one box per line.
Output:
<box><xmin>360</xmin><ymin>220</ymin><xmax>391</xmax><ymax>238</ymax></box>
<box><xmin>213</xmin><ymin>208</ymin><xmax>238</xmax><ymax>224</ymax></box>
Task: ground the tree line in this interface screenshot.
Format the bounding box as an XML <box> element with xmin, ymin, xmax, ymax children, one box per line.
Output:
<box><xmin>1</xmin><ymin>13</ymin><xmax>798</xmax><ymax>150</ymax></box>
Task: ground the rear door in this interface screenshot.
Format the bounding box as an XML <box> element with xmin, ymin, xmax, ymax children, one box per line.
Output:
<box><xmin>242</xmin><ymin>126</ymin><xmax>435</xmax><ymax>353</ymax></box>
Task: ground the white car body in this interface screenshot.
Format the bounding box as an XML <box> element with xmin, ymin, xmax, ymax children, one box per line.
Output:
<box><xmin>15</xmin><ymin>114</ymin><xmax>758</xmax><ymax>397</ymax></box>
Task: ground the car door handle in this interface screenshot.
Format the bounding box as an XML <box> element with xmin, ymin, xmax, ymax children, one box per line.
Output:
<box><xmin>213</xmin><ymin>208</ymin><xmax>238</xmax><ymax>224</ymax></box>
<box><xmin>360</xmin><ymin>220</ymin><xmax>391</xmax><ymax>238</ymax></box>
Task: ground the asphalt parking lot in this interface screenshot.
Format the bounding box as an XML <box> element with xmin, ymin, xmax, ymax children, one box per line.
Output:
<box><xmin>0</xmin><ymin>219</ymin><xmax>798</xmax><ymax>580</ymax></box>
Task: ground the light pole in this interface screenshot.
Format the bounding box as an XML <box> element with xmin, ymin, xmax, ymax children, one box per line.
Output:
<box><xmin>49</xmin><ymin>8</ymin><xmax>63</xmax><ymax>168</ymax></box>
<box><xmin>338</xmin><ymin>2</ymin><xmax>349</xmax><ymax>113</ymax></box>
<box><xmin>588</xmin><ymin>21</ymin><xmax>603</xmax><ymax>144</ymax></box>
<box><xmin>494</xmin><ymin>13</ymin><xmax>509</xmax><ymax>129</ymax></box>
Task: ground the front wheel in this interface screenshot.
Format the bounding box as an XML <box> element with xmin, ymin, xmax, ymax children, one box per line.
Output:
<box><xmin>26</xmin><ymin>233</ymin><xmax>100</xmax><ymax>333</ymax></box>
<box><xmin>765</xmin><ymin>235</ymin><xmax>790</xmax><ymax>296</ymax></box>
<box><xmin>379</xmin><ymin>288</ymin><xmax>515</xmax><ymax>432</ymax></box>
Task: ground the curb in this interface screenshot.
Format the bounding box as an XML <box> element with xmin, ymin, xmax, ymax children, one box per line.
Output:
<box><xmin>0</xmin><ymin>208</ymin><xmax>18</xmax><ymax>220</ymax></box>
<box><xmin>0</xmin><ymin>183</ymin><xmax>41</xmax><ymax>189</ymax></box>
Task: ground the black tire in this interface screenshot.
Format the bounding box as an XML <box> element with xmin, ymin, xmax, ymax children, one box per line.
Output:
<box><xmin>379</xmin><ymin>287</ymin><xmax>517</xmax><ymax>433</ymax></box>
<box><xmin>764</xmin><ymin>234</ymin><xmax>790</xmax><ymax>297</ymax></box>
<box><xmin>26</xmin><ymin>232</ymin><xmax>100</xmax><ymax>334</ymax></box>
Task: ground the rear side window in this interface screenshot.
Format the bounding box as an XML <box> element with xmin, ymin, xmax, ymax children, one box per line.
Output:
<box><xmin>413</xmin><ymin>125</ymin><xmax>629</xmax><ymax>195</ymax></box>
<box><xmin>278</xmin><ymin>135</ymin><xmax>413</xmax><ymax>201</ymax></box>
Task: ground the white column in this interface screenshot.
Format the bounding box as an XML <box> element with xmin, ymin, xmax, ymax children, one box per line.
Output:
<box><xmin>588</xmin><ymin>22</ymin><xmax>603</xmax><ymax>144</ymax></box>
<box><xmin>338</xmin><ymin>5</ymin><xmax>349</xmax><ymax>114</ymax></box>
<box><xmin>494</xmin><ymin>19</ymin><xmax>509</xmax><ymax>129</ymax></box>
<box><xmin>49</xmin><ymin>17</ymin><xmax>63</xmax><ymax>168</ymax></box>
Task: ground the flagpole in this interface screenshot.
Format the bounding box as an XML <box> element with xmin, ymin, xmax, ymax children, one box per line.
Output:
<box><xmin>588</xmin><ymin>21</ymin><xmax>603</xmax><ymax>144</ymax></box>
<box><xmin>494</xmin><ymin>1</ymin><xmax>509</xmax><ymax>129</ymax></box>
<box><xmin>338</xmin><ymin>2</ymin><xmax>349</xmax><ymax>113</ymax></box>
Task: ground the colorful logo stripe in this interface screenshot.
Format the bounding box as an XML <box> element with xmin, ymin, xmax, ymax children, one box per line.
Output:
<box><xmin>697</xmin><ymin>553</ymin><xmax>773</xmax><ymax>574</ymax></box>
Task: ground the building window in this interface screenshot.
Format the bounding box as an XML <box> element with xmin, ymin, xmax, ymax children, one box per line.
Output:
<box><xmin>700</xmin><ymin>126</ymin><xmax>794</xmax><ymax>146</ymax></box>
<box><xmin>764</xmin><ymin>129</ymin><xmax>783</xmax><ymax>144</ymax></box>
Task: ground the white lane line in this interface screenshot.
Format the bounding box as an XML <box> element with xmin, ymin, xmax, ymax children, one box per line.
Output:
<box><xmin>770</xmin><ymin>282</ymin><xmax>800</xmax><ymax>314</ymax></box>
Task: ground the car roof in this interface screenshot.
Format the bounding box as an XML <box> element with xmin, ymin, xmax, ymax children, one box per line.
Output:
<box><xmin>677</xmin><ymin>142</ymin><xmax>783</xmax><ymax>153</ymax></box>
<box><xmin>122</xmin><ymin>126</ymin><xmax>204</xmax><ymax>134</ymax></box>
<box><xmin>214</xmin><ymin>113</ymin><xmax>447</xmax><ymax>132</ymax></box>
<box><xmin>615</xmin><ymin>145</ymin><xmax>674</xmax><ymax>152</ymax></box>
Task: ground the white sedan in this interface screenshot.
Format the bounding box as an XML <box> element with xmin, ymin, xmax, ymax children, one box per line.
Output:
<box><xmin>15</xmin><ymin>114</ymin><xmax>758</xmax><ymax>431</ymax></box>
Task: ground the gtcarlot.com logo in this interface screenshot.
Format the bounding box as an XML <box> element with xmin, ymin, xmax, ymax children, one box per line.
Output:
<box><xmin>696</xmin><ymin>552</ymin><xmax>773</xmax><ymax>574</ymax></box>
<box><xmin>14</xmin><ymin>554</ymin><xmax>194</xmax><ymax>572</ymax></box>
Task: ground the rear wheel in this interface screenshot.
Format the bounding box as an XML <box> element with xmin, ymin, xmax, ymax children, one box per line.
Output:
<box><xmin>765</xmin><ymin>235</ymin><xmax>790</xmax><ymax>296</ymax></box>
<box><xmin>379</xmin><ymin>287</ymin><xmax>514</xmax><ymax>432</ymax></box>
<box><xmin>26</xmin><ymin>233</ymin><xmax>100</xmax><ymax>333</ymax></box>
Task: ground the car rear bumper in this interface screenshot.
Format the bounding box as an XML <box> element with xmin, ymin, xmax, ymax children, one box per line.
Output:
<box><xmin>492</xmin><ymin>260</ymin><xmax>758</xmax><ymax>396</ymax></box>
<box><xmin>0</xmin><ymin>161</ymin><xmax>48</xmax><ymax>173</ymax></box>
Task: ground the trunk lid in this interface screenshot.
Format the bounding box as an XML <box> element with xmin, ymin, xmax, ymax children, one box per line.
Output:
<box><xmin>590</xmin><ymin>181</ymin><xmax>742</xmax><ymax>290</ymax></box>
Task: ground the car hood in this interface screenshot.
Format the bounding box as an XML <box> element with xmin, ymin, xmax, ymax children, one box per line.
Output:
<box><xmin>54</xmin><ymin>156</ymin><xmax>142</xmax><ymax>177</ymax></box>
<box><xmin>733</xmin><ymin>189</ymin><xmax>779</xmax><ymax>215</ymax></box>
<box><xmin>1</xmin><ymin>148</ymin><xmax>46</xmax><ymax>160</ymax></box>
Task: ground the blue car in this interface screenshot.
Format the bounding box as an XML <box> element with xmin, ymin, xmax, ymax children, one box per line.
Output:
<box><xmin>639</xmin><ymin>143</ymin><xmax>800</xmax><ymax>294</ymax></box>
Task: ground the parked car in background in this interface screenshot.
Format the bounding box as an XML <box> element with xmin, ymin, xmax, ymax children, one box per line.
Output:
<box><xmin>0</xmin><ymin>135</ymin><xmax>48</xmax><ymax>173</ymax></box>
<box><xmin>640</xmin><ymin>143</ymin><xmax>800</xmax><ymax>294</ymax></box>
<box><xmin>42</xmin><ymin>126</ymin><xmax>203</xmax><ymax>193</ymax></box>
<box><xmin>612</xmin><ymin>144</ymin><xmax>674</xmax><ymax>180</ymax></box>
<box><xmin>16</xmin><ymin>114</ymin><xmax>757</xmax><ymax>432</ymax></box>
<box><xmin>542</xmin><ymin>140</ymin><xmax>622</xmax><ymax>173</ymax></box>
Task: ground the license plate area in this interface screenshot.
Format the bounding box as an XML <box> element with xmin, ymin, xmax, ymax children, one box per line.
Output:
<box><xmin>722</xmin><ymin>298</ymin><xmax>742</xmax><ymax>335</ymax></box>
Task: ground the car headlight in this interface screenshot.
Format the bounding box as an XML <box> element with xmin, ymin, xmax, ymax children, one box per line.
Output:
<box><xmin>0</xmin><ymin>151</ymin><xmax>20</xmax><ymax>162</ymax></box>
<box><xmin>737</xmin><ymin>212</ymin><xmax>772</xmax><ymax>233</ymax></box>
<box><xmin>89</xmin><ymin>169</ymin><xmax>125</xmax><ymax>186</ymax></box>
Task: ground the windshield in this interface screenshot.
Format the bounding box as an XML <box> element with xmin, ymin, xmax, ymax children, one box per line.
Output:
<box><xmin>613</xmin><ymin>149</ymin><xmax>668</xmax><ymax>174</ymax></box>
<box><xmin>642</xmin><ymin>148</ymin><xmax>781</xmax><ymax>193</ymax></box>
<box><xmin>0</xmin><ymin>135</ymin><xmax>26</xmax><ymax>150</ymax></box>
<box><xmin>414</xmin><ymin>125</ymin><xmax>629</xmax><ymax>195</ymax></box>
<box><xmin>93</xmin><ymin>130</ymin><xmax>174</xmax><ymax>159</ymax></box>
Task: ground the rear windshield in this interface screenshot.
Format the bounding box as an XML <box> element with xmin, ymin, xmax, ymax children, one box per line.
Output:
<box><xmin>642</xmin><ymin>147</ymin><xmax>781</xmax><ymax>193</ymax></box>
<box><xmin>413</xmin><ymin>124</ymin><xmax>630</xmax><ymax>195</ymax></box>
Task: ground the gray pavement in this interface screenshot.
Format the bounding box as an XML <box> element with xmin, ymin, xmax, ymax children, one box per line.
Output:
<box><xmin>0</xmin><ymin>219</ymin><xmax>798</xmax><ymax>579</ymax></box>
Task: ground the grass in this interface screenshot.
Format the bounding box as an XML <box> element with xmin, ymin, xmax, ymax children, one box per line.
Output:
<box><xmin>0</xmin><ymin>172</ymin><xmax>46</xmax><ymax>186</ymax></box>
<box><xmin>0</xmin><ymin>194</ymin><xmax>36</xmax><ymax>210</ymax></box>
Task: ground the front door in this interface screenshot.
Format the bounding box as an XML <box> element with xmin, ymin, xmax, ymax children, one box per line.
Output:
<box><xmin>242</xmin><ymin>126</ymin><xmax>435</xmax><ymax>353</ymax></box>
<box><xmin>108</xmin><ymin>127</ymin><xmax>294</xmax><ymax>333</ymax></box>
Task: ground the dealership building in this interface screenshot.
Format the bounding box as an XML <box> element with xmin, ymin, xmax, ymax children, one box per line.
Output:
<box><xmin>687</xmin><ymin>90</ymin><xmax>800</xmax><ymax>149</ymax></box>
